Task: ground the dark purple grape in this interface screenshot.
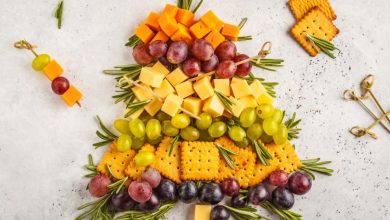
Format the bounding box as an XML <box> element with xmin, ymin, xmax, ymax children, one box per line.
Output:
<box><xmin>88</xmin><ymin>174</ymin><xmax>111</xmax><ymax>197</ymax></box>
<box><xmin>288</xmin><ymin>172</ymin><xmax>312</xmax><ymax>195</ymax></box>
<box><xmin>133</xmin><ymin>44</ymin><xmax>154</xmax><ymax>65</ymax></box>
<box><xmin>128</xmin><ymin>180</ymin><xmax>153</xmax><ymax>203</ymax></box>
<box><xmin>111</xmin><ymin>187</ymin><xmax>136</xmax><ymax>211</ymax></box>
<box><xmin>215</xmin><ymin>60</ymin><xmax>237</xmax><ymax>79</ymax></box>
<box><xmin>198</xmin><ymin>182</ymin><xmax>224</xmax><ymax>205</ymax></box>
<box><xmin>156</xmin><ymin>179</ymin><xmax>177</xmax><ymax>201</ymax></box>
<box><xmin>211</xmin><ymin>205</ymin><xmax>231</xmax><ymax>220</ymax></box>
<box><xmin>182</xmin><ymin>58</ymin><xmax>201</xmax><ymax>77</ymax></box>
<box><xmin>138</xmin><ymin>193</ymin><xmax>161</xmax><ymax>212</ymax></box>
<box><xmin>215</xmin><ymin>41</ymin><xmax>237</xmax><ymax>61</ymax></box>
<box><xmin>177</xmin><ymin>181</ymin><xmax>198</xmax><ymax>203</ymax></box>
<box><xmin>248</xmin><ymin>184</ymin><xmax>268</xmax><ymax>205</ymax></box>
<box><xmin>201</xmin><ymin>54</ymin><xmax>219</xmax><ymax>72</ymax></box>
<box><xmin>141</xmin><ymin>167</ymin><xmax>161</xmax><ymax>188</ymax></box>
<box><xmin>51</xmin><ymin>77</ymin><xmax>69</xmax><ymax>95</ymax></box>
<box><xmin>234</xmin><ymin>54</ymin><xmax>252</xmax><ymax>77</ymax></box>
<box><xmin>272</xmin><ymin>186</ymin><xmax>294</xmax><ymax>210</ymax></box>
<box><xmin>166</xmin><ymin>41</ymin><xmax>188</xmax><ymax>64</ymax></box>
<box><xmin>148</xmin><ymin>40</ymin><xmax>168</xmax><ymax>58</ymax></box>
<box><xmin>231</xmin><ymin>193</ymin><xmax>247</xmax><ymax>208</ymax></box>
<box><xmin>220</xmin><ymin>177</ymin><xmax>240</xmax><ymax>197</ymax></box>
<box><xmin>190</xmin><ymin>39</ymin><xmax>214</xmax><ymax>61</ymax></box>
<box><xmin>269</xmin><ymin>169</ymin><xmax>289</xmax><ymax>186</ymax></box>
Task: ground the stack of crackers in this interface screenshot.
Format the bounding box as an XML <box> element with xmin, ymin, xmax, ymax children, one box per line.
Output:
<box><xmin>289</xmin><ymin>0</ymin><xmax>339</xmax><ymax>56</ymax></box>
<box><xmin>96</xmin><ymin>136</ymin><xmax>302</xmax><ymax>188</ymax></box>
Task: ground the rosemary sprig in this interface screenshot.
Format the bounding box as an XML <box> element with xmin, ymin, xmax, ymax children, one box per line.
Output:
<box><xmin>125</xmin><ymin>35</ymin><xmax>142</xmax><ymax>47</ymax></box>
<box><xmin>299</xmin><ymin>158</ymin><xmax>333</xmax><ymax>180</ymax></box>
<box><xmin>283</xmin><ymin>113</ymin><xmax>302</xmax><ymax>140</ymax></box>
<box><xmin>93</xmin><ymin>116</ymin><xmax>118</xmax><ymax>149</ymax></box>
<box><xmin>247</xmin><ymin>72</ymin><xmax>278</xmax><ymax>97</ymax></box>
<box><xmin>215</xmin><ymin>91</ymin><xmax>235</xmax><ymax>113</ymax></box>
<box><xmin>262</xmin><ymin>201</ymin><xmax>302</xmax><ymax>220</ymax></box>
<box><xmin>84</xmin><ymin>154</ymin><xmax>98</xmax><ymax>178</ymax></box>
<box><xmin>252</xmin><ymin>140</ymin><xmax>273</xmax><ymax>166</ymax></box>
<box><xmin>307</xmin><ymin>34</ymin><xmax>340</xmax><ymax>59</ymax></box>
<box><xmin>124</xmin><ymin>99</ymin><xmax>151</xmax><ymax>118</ymax></box>
<box><xmin>238</xmin><ymin>36</ymin><xmax>253</xmax><ymax>41</ymax></box>
<box><xmin>251</xmin><ymin>58</ymin><xmax>284</xmax><ymax>72</ymax></box>
<box><xmin>216</xmin><ymin>144</ymin><xmax>237</xmax><ymax>170</ymax></box>
<box><xmin>223</xmin><ymin>205</ymin><xmax>271</xmax><ymax>220</ymax></box>
<box><xmin>114</xmin><ymin>202</ymin><xmax>175</xmax><ymax>220</ymax></box>
<box><xmin>54</xmin><ymin>0</ymin><xmax>64</xmax><ymax>29</ymax></box>
<box><xmin>177</xmin><ymin>0</ymin><xmax>203</xmax><ymax>13</ymax></box>
<box><xmin>169</xmin><ymin>135</ymin><xmax>180</xmax><ymax>156</ymax></box>
<box><xmin>238</xmin><ymin>17</ymin><xmax>248</xmax><ymax>29</ymax></box>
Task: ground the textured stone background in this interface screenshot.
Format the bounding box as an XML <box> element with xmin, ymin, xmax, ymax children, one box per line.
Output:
<box><xmin>0</xmin><ymin>0</ymin><xmax>389</xmax><ymax>219</ymax></box>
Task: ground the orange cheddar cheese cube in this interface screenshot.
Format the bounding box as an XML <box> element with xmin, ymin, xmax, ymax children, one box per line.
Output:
<box><xmin>158</xmin><ymin>13</ymin><xmax>179</xmax><ymax>37</ymax></box>
<box><xmin>145</xmin><ymin>12</ymin><xmax>161</xmax><ymax>31</ymax></box>
<box><xmin>175</xmin><ymin>81</ymin><xmax>195</xmax><ymax>98</ymax></box>
<box><xmin>166</xmin><ymin>67</ymin><xmax>189</xmax><ymax>86</ymax></box>
<box><xmin>221</xmin><ymin>23</ymin><xmax>240</xmax><ymax>41</ymax></box>
<box><xmin>213</xmin><ymin>19</ymin><xmax>224</xmax><ymax>32</ymax></box>
<box><xmin>189</xmin><ymin>21</ymin><xmax>211</xmax><ymax>39</ymax></box>
<box><xmin>151</xmin><ymin>31</ymin><xmax>169</xmax><ymax>43</ymax></box>
<box><xmin>43</xmin><ymin>60</ymin><xmax>63</xmax><ymax>81</ymax></box>
<box><xmin>135</xmin><ymin>23</ymin><xmax>155</xmax><ymax>43</ymax></box>
<box><xmin>61</xmin><ymin>86</ymin><xmax>82</xmax><ymax>107</ymax></box>
<box><xmin>162</xmin><ymin>4</ymin><xmax>179</xmax><ymax>17</ymax></box>
<box><xmin>205</xmin><ymin>29</ymin><xmax>225</xmax><ymax>48</ymax></box>
<box><xmin>171</xmin><ymin>24</ymin><xmax>193</xmax><ymax>45</ymax></box>
<box><xmin>200</xmin><ymin>10</ymin><xmax>220</xmax><ymax>29</ymax></box>
<box><xmin>176</xmin><ymin>9</ymin><xmax>195</xmax><ymax>27</ymax></box>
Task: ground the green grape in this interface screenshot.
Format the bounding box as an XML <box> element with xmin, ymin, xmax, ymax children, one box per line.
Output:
<box><xmin>155</xmin><ymin>111</ymin><xmax>171</xmax><ymax>122</ymax></box>
<box><xmin>240</xmin><ymin>107</ymin><xmax>257</xmax><ymax>128</ymax></box>
<box><xmin>208</xmin><ymin>121</ymin><xmax>227</xmax><ymax>138</ymax></box>
<box><xmin>199</xmin><ymin>129</ymin><xmax>215</xmax><ymax>141</ymax></box>
<box><xmin>180</xmin><ymin>126</ymin><xmax>200</xmax><ymax>141</ymax></box>
<box><xmin>235</xmin><ymin>137</ymin><xmax>249</xmax><ymax>148</ymax></box>
<box><xmin>247</xmin><ymin>123</ymin><xmax>263</xmax><ymax>141</ymax></box>
<box><xmin>132</xmin><ymin>136</ymin><xmax>145</xmax><ymax>149</ymax></box>
<box><xmin>263</xmin><ymin>118</ymin><xmax>279</xmax><ymax>135</ymax></box>
<box><xmin>256</xmin><ymin>104</ymin><xmax>275</xmax><ymax>119</ymax></box>
<box><xmin>114</xmin><ymin>119</ymin><xmax>131</xmax><ymax>134</ymax></box>
<box><xmin>134</xmin><ymin>151</ymin><xmax>156</xmax><ymax>167</ymax></box>
<box><xmin>129</xmin><ymin>118</ymin><xmax>146</xmax><ymax>138</ymax></box>
<box><xmin>139</xmin><ymin>112</ymin><xmax>152</xmax><ymax>123</ymax></box>
<box><xmin>260</xmin><ymin>132</ymin><xmax>273</xmax><ymax>144</ymax></box>
<box><xmin>228</xmin><ymin>126</ymin><xmax>246</xmax><ymax>142</ymax></box>
<box><xmin>32</xmin><ymin>54</ymin><xmax>50</xmax><ymax>71</ymax></box>
<box><xmin>145</xmin><ymin>119</ymin><xmax>161</xmax><ymax>140</ymax></box>
<box><xmin>147</xmin><ymin>135</ymin><xmax>163</xmax><ymax>145</ymax></box>
<box><xmin>271</xmin><ymin>108</ymin><xmax>284</xmax><ymax>123</ymax></box>
<box><xmin>171</xmin><ymin>113</ymin><xmax>191</xmax><ymax>129</ymax></box>
<box><xmin>195</xmin><ymin>112</ymin><xmax>212</xmax><ymax>130</ymax></box>
<box><xmin>273</xmin><ymin>124</ymin><xmax>288</xmax><ymax>145</ymax></box>
<box><xmin>116</xmin><ymin>134</ymin><xmax>132</xmax><ymax>152</ymax></box>
<box><xmin>162</xmin><ymin>120</ymin><xmax>179</xmax><ymax>136</ymax></box>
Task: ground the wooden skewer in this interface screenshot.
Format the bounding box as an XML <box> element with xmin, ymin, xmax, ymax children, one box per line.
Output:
<box><xmin>76</xmin><ymin>101</ymin><xmax>81</xmax><ymax>107</ymax></box>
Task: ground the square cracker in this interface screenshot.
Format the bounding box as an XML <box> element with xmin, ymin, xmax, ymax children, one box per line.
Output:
<box><xmin>181</xmin><ymin>141</ymin><xmax>219</xmax><ymax>181</ymax></box>
<box><xmin>266</xmin><ymin>141</ymin><xmax>302</xmax><ymax>174</ymax></box>
<box><xmin>288</xmin><ymin>0</ymin><xmax>336</xmax><ymax>21</ymax></box>
<box><xmin>249</xmin><ymin>142</ymin><xmax>280</xmax><ymax>186</ymax></box>
<box><xmin>150</xmin><ymin>136</ymin><xmax>182</xmax><ymax>183</ymax></box>
<box><xmin>291</xmin><ymin>7</ymin><xmax>339</xmax><ymax>57</ymax></box>
<box><xmin>214</xmin><ymin>136</ymin><xmax>241</xmax><ymax>182</ymax></box>
<box><xmin>97</xmin><ymin>143</ymin><xmax>135</xmax><ymax>179</ymax></box>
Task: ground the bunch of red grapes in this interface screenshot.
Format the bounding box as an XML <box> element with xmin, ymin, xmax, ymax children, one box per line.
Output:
<box><xmin>133</xmin><ymin>39</ymin><xmax>252</xmax><ymax>78</ymax></box>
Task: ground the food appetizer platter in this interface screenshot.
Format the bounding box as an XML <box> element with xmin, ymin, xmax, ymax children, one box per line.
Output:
<box><xmin>76</xmin><ymin>1</ymin><xmax>334</xmax><ymax>219</ymax></box>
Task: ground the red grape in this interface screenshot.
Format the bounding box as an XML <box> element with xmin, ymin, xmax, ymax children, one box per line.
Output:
<box><xmin>215</xmin><ymin>41</ymin><xmax>237</xmax><ymax>61</ymax></box>
<box><xmin>158</xmin><ymin>56</ymin><xmax>170</xmax><ymax>66</ymax></box>
<box><xmin>133</xmin><ymin>44</ymin><xmax>154</xmax><ymax>65</ymax></box>
<box><xmin>88</xmin><ymin>175</ymin><xmax>112</xmax><ymax>197</ymax></box>
<box><xmin>211</xmin><ymin>205</ymin><xmax>231</xmax><ymax>220</ymax></box>
<box><xmin>138</xmin><ymin>193</ymin><xmax>161</xmax><ymax>212</ymax></box>
<box><xmin>141</xmin><ymin>167</ymin><xmax>161</xmax><ymax>188</ymax></box>
<box><xmin>269</xmin><ymin>169</ymin><xmax>289</xmax><ymax>186</ymax></box>
<box><xmin>234</xmin><ymin>54</ymin><xmax>252</xmax><ymax>77</ymax></box>
<box><xmin>166</xmin><ymin>41</ymin><xmax>188</xmax><ymax>64</ymax></box>
<box><xmin>201</xmin><ymin>54</ymin><xmax>219</xmax><ymax>72</ymax></box>
<box><xmin>272</xmin><ymin>186</ymin><xmax>294</xmax><ymax>210</ymax></box>
<box><xmin>288</xmin><ymin>172</ymin><xmax>312</xmax><ymax>195</ymax></box>
<box><xmin>190</xmin><ymin>39</ymin><xmax>214</xmax><ymax>61</ymax></box>
<box><xmin>215</xmin><ymin>60</ymin><xmax>237</xmax><ymax>78</ymax></box>
<box><xmin>248</xmin><ymin>184</ymin><xmax>268</xmax><ymax>205</ymax></box>
<box><xmin>220</xmin><ymin>177</ymin><xmax>240</xmax><ymax>197</ymax></box>
<box><xmin>51</xmin><ymin>77</ymin><xmax>70</xmax><ymax>95</ymax></box>
<box><xmin>148</xmin><ymin>40</ymin><xmax>168</xmax><ymax>58</ymax></box>
<box><xmin>182</xmin><ymin>58</ymin><xmax>201</xmax><ymax>77</ymax></box>
<box><xmin>128</xmin><ymin>180</ymin><xmax>153</xmax><ymax>203</ymax></box>
<box><xmin>111</xmin><ymin>187</ymin><xmax>136</xmax><ymax>211</ymax></box>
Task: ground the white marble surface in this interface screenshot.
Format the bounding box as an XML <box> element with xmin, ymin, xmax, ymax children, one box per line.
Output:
<box><xmin>0</xmin><ymin>0</ymin><xmax>389</xmax><ymax>219</ymax></box>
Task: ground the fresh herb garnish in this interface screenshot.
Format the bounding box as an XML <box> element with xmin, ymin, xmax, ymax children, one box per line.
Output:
<box><xmin>223</xmin><ymin>205</ymin><xmax>271</xmax><ymax>220</ymax></box>
<box><xmin>54</xmin><ymin>0</ymin><xmax>64</xmax><ymax>29</ymax></box>
<box><xmin>307</xmin><ymin>34</ymin><xmax>340</xmax><ymax>59</ymax></box>
<box><xmin>169</xmin><ymin>135</ymin><xmax>180</xmax><ymax>156</ymax></box>
<box><xmin>216</xmin><ymin>144</ymin><xmax>237</xmax><ymax>170</ymax></box>
<box><xmin>215</xmin><ymin>91</ymin><xmax>235</xmax><ymax>113</ymax></box>
<box><xmin>299</xmin><ymin>158</ymin><xmax>333</xmax><ymax>180</ymax></box>
<box><xmin>178</xmin><ymin>0</ymin><xmax>204</xmax><ymax>13</ymax></box>
<box><xmin>251</xmin><ymin>58</ymin><xmax>284</xmax><ymax>72</ymax></box>
<box><xmin>238</xmin><ymin>17</ymin><xmax>248</xmax><ymax>29</ymax></box>
<box><xmin>124</xmin><ymin>99</ymin><xmax>151</xmax><ymax>118</ymax></box>
<box><xmin>252</xmin><ymin>140</ymin><xmax>273</xmax><ymax>166</ymax></box>
<box><xmin>283</xmin><ymin>113</ymin><xmax>302</xmax><ymax>140</ymax></box>
<box><xmin>262</xmin><ymin>201</ymin><xmax>302</xmax><ymax>220</ymax></box>
<box><xmin>84</xmin><ymin>154</ymin><xmax>98</xmax><ymax>178</ymax></box>
<box><xmin>245</xmin><ymin>72</ymin><xmax>278</xmax><ymax>97</ymax></box>
<box><xmin>93</xmin><ymin>116</ymin><xmax>118</xmax><ymax>149</ymax></box>
<box><xmin>125</xmin><ymin>35</ymin><xmax>142</xmax><ymax>47</ymax></box>
<box><xmin>238</xmin><ymin>36</ymin><xmax>253</xmax><ymax>41</ymax></box>
<box><xmin>114</xmin><ymin>202</ymin><xmax>175</xmax><ymax>220</ymax></box>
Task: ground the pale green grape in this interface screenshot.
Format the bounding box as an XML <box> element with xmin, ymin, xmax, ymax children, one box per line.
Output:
<box><xmin>147</xmin><ymin>135</ymin><xmax>163</xmax><ymax>145</ymax></box>
<box><xmin>155</xmin><ymin>111</ymin><xmax>171</xmax><ymax>122</ymax></box>
<box><xmin>134</xmin><ymin>151</ymin><xmax>155</xmax><ymax>167</ymax></box>
<box><xmin>263</xmin><ymin>118</ymin><xmax>278</xmax><ymax>135</ymax></box>
<box><xmin>195</xmin><ymin>112</ymin><xmax>212</xmax><ymax>130</ymax></box>
<box><xmin>247</xmin><ymin>123</ymin><xmax>263</xmax><ymax>141</ymax></box>
<box><xmin>129</xmin><ymin>119</ymin><xmax>146</xmax><ymax>138</ymax></box>
<box><xmin>114</xmin><ymin>119</ymin><xmax>131</xmax><ymax>134</ymax></box>
<box><xmin>273</xmin><ymin>124</ymin><xmax>288</xmax><ymax>145</ymax></box>
<box><xmin>235</xmin><ymin>137</ymin><xmax>249</xmax><ymax>148</ymax></box>
<box><xmin>208</xmin><ymin>121</ymin><xmax>227</xmax><ymax>138</ymax></box>
<box><xmin>180</xmin><ymin>126</ymin><xmax>200</xmax><ymax>141</ymax></box>
<box><xmin>32</xmin><ymin>54</ymin><xmax>50</xmax><ymax>71</ymax></box>
<box><xmin>132</xmin><ymin>136</ymin><xmax>145</xmax><ymax>149</ymax></box>
<box><xmin>145</xmin><ymin>119</ymin><xmax>161</xmax><ymax>140</ymax></box>
<box><xmin>228</xmin><ymin>126</ymin><xmax>246</xmax><ymax>142</ymax></box>
<box><xmin>171</xmin><ymin>113</ymin><xmax>191</xmax><ymax>129</ymax></box>
<box><xmin>240</xmin><ymin>108</ymin><xmax>257</xmax><ymax>128</ymax></box>
<box><xmin>256</xmin><ymin>104</ymin><xmax>275</xmax><ymax>119</ymax></box>
<box><xmin>271</xmin><ymin>108</ymin><xmax>284</xmax><ymax>123</ymax></box>
<box><xmin>162</xmin><ymin>120</ymin><xmax>179</xmax><ymax>136</ymax></box>
<box><xmin>260</xmin><ymin>132</ymin><xmax>273</xmax><ymax>144</ymax></box>
<box><xmin>116</xmin><ymin>134</ymin><xmax>132</xmax><ymax>152</ymax></box>
<box><xmin>199</xmin><ymin>129</ymin><xmax>215</xmax><ymax>141</ymax></box>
